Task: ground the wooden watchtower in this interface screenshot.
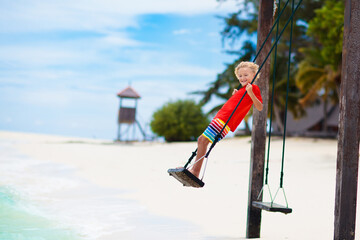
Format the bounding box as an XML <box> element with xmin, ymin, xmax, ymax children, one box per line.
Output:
<box><xmin>116</xmin><ymin>86</ymin><xmax>145</xmax><ymax>141</ymax></box>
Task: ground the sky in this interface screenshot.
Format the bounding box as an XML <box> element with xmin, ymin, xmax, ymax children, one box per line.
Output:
<box><xmin>0</xmin><ymin>0</ymin><xmax>244</xmax><ymax>140</ymax></box>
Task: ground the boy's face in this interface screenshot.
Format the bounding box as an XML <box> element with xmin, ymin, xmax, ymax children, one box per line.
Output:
<box><xmin>237</xmin><ymin>67</ymin><xmax>256</xmax><ymax>87</ymax></box>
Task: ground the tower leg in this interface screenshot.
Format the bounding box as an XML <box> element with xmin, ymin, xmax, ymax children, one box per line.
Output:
<box><xmin>117</xmin><ymin>124</ymin><xmax>121</xmax><ymax>141</ymax></box>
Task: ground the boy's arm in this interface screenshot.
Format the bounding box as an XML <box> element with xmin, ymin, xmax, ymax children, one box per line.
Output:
<box><xmin>246</xmin><ymin>84</ymin><xmax>263</xmax><ymax>111</ymax></box>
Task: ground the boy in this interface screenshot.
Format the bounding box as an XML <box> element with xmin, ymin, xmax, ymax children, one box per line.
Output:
<box><xmin>190</xmin><ymin>61</ymin><xmax>263</xmax><ymax>178</ymax></box>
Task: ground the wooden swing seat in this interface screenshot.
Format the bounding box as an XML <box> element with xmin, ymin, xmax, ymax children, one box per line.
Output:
<box><xmin>168</xmin><ymin>167</ymin><xmax>204</xmax><ymax>188</ymax></box>
<box><xmin>252</xmin><ymin>201</ymin><xmax>292</xmax><ymax>214</ymax></box>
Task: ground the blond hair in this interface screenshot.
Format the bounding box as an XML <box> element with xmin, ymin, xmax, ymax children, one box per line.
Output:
<box><xmin>234</xmin><ymin>61</ymin><xmax>260</xmax><ymax>81</ymax></box>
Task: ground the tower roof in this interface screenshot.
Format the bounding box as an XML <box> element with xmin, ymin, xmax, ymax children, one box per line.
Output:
<box><xmin>117</xmin><ymin>86</ymin><xmax>141</xmax><ymax>99</ymax></box>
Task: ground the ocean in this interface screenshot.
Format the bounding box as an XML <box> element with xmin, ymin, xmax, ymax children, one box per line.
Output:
<box><xmin>0</xmin><ymin>138</ymin><xmax>200</xmax><ymax>240</ymax></box>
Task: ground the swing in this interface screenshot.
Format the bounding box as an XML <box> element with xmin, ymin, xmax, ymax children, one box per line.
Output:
<box><xmin>167</xmin><ymin>167</ymin><xmax>204</xmax><ymax>188</ymax></box>
<box><xmin>251</xmin><ymin>0</ymin><xmax>294</xmax><ymax>214</ymax></box>
<box><xmin>252</xmin><ymin>202</ymin><xmax>292</xmax><ymax>214</ymax></box>
<box><xmin>168</xmin><ymin>0</ymin><xmax>300</xmax><ymax>196</ymax></box>
<box><xmin>168</xmin><ymin>149</ymin><xmax>205</xmax><ymax>188</ymax></box>
<box><xmin>252</xmin><ymin>188</ymin><xmax>292</xmax><ymax>214</ymax></box>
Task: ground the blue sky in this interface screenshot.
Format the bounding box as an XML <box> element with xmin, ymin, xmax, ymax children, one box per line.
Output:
<box><xmin>0</xmin><ymin>0</ymin><xmax>243</xmax><ymax>140</ymax></box>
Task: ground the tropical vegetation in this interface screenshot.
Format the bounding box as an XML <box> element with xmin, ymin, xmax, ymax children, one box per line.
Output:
<box><xmin>194</xmin><ymin>0</ymin><xmax>344</xmax><ymax>134</ymax></box>
<box><xmin>150</xmin><ymin>100</ymin><xmax>209</xmax><ymax>142</ymax></box>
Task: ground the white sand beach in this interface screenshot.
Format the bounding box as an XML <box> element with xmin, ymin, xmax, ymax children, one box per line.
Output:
<box><xmin>0</xmin><ymin>130</ymin><xmax>359</xmax><ymax>240</ymax></box>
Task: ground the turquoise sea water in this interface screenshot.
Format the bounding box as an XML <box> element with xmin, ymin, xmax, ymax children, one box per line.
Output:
<box><xmin>0</xmin><ymin>139</ymin><xmax>140</xmax><ymax>240</ymax></box>
<box><xmin>0</xmin><ymin>139</ymin><xmax>81</xmax><ymax>240</ymax></box>
<box><xmin>0</xmin><ymin>186</ymin><xmax>79</xmax><ymax>240</ymax></box>
<box><xmin>0</xmin><ymin>139</ymin><xmax>201</xmax><ymax>240</ymax></box>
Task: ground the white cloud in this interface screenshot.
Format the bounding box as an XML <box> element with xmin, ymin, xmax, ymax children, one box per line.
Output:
<box><xmin>0</xmin><ymin>1</ymin><xmax>136</xmax><ymax>33</ymax></box>
<box><xmin>0</xmin><ymin>0</ymin><xmax>240</xmax><ymax>33</ymax></box>
<box><xmin>0</xmin><ymin>45</ymin><xmax>94</xmax><ymax>67</ymax></box>
<box><xmin>110</xmin><ymin>62</ymin><xmax>217</xmax><ymax>79</ymax></box>
<box><xmin>0</xmin><ymin>0</ymin><xmax>239</xmax><ymax>139</ymax></box>
<box><xmin>0</xmin><ymin>43</ymin><xmax>217</xmax><ymax>87</ymax></box>
<box><xmin>173</xmin><ymin>29</ymin><xmax>191</xmax><ymax>35</ymax></box>
<box><xmin>0</xmin><ymin>32</ymin><xmax>138</xmax><ymax>70</ymax></box>
<box><xmin>101</xmin><ymin>32</ymin><xmax>142</xmax><ymax>47</ymax></box>
<box><xmin>0</xmin><ymin>1</ymin><xmax>233</xmax><ymax>83</ymax></box>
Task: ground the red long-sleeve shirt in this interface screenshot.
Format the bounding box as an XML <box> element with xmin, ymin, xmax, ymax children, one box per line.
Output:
<box><xmin>214</xmin><ymin>85</ymin><xmax>262</xmax><ymax>132</ymax></box>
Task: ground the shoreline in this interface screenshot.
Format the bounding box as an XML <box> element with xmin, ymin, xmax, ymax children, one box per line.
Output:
<box><xmin>0</xmin><ymin>130</ymin><xmax>357</xmax><ymax>239</ymax></box>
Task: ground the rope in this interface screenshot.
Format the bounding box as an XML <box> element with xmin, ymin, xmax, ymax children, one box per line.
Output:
<box><xmin>184</xmin><ymin>153</ymin><xmax>208</xmax><ymax>181</ymax></box>
<box><xmin>273</xmin><ymin>186</ymin><xmax>290</xmax><ymax>207</ymax></box>
<box><xmin>206</xmin><ymin>0</ymin><xmax>294</xmax><ymax>160</ymax></box>
<box><xmin>201</xmin><ymin>157</ymin><xmax>209</xmax><ymax>181</ymax></box>
<box><xmin>184</xmin><ymin>0</ymin><xmax>303</xmax><ymax>182</ymax></box>
<box><xmin>184</xmin><ymin>149</ymin><xmax>198</xmax><ymax>169</ymax></box>
<box><xmin>279</xmin><ymin>0</ymin><xmax>295</xmax><ymax>190</ymax></box>
<box><xmin>204</xmin><ymin>0</ymin><xmax>303</xmax><ymax>160</ymax></box>
<box><xmin>251</xmin><ymin>0</ymin><xmax>290</xmax><ymax>67</ymax></box>
<box><xmin>264</xmin><ymin>0</ymin><xmax>295</xmax><ymax>208</ymax></box>
<box><xmin>264</xmin><ymin>0</ymin><xmax>281</xmax><ymax>189</ymax></box>
<box><xmin>185</xmin><ymin>154</ymin><xmax>206</xmax><ymax>169</ymax></box>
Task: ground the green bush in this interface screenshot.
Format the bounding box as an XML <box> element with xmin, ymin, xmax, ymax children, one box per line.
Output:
<box><xmin>150</xmin><ymin>99</ymin><xmax>209</xmax><ymax>142</ymax></box>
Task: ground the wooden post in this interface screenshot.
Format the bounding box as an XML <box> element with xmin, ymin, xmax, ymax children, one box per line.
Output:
<box><xmin>334</xmin><ymin>0</ymin><xmax>360</xmax><ymax>239</ymax></box>
<box><xmin>246</xmin><ymin>0</ymin><xmax>273</xmax><ymax>238</ymax></box>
